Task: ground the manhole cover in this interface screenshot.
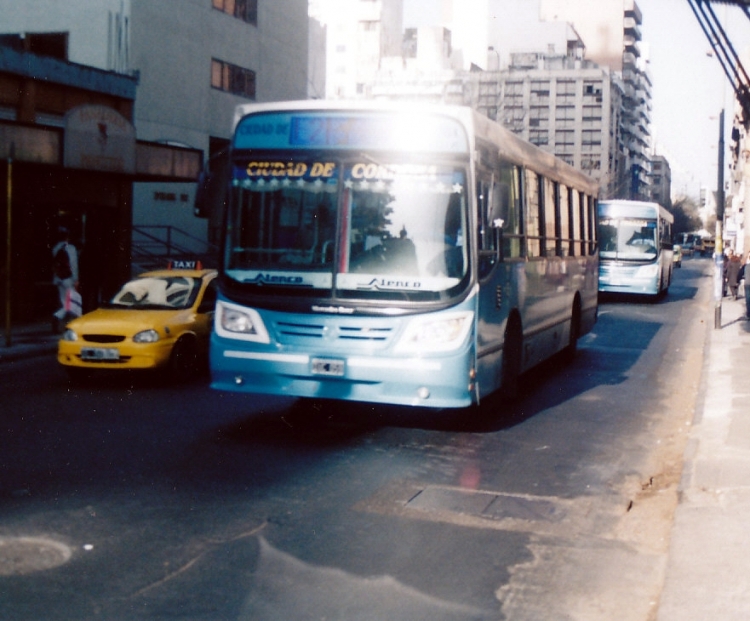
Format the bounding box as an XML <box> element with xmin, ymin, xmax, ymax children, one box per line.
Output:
<box><xmin>0</xmin><ymin>537</ymin><xmax>72</xmax><ymax>575</ymax></box>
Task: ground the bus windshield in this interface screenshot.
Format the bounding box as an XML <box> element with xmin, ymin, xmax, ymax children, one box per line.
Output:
<box><xmin>599</xmin><ymin>217</ymin><xmax>658</xmax><ymax>261</ymax></box>
<box><xmin>225</xmin><ymin>155</ymin><xmax>469</xmax><ymax>302</ymax></box>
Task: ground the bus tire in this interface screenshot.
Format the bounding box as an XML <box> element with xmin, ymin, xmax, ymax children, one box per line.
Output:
<box><xmin>562</xmin><ymin>298</ymin><xmax>581</xmax><ymax>362</ymax></box>
<box><xmin>500</xmin><ymin>316</ymin><xmax>522</xmax><ymax>401</ymax></box>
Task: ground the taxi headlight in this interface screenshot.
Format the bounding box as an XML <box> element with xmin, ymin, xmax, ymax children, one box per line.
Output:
<box><xmin>133</xmin><ymin>329</ymin><xmax>160</xmax><ymax>343</ymax></box>
<box><xmin>215</xmin><ymin>301</ymin><xmax>270</xmax><ymax>343</ymax></box>
<box><xmin>395</xmin><ymin>311</ymin><xmax>474</xmax><ymax>353</ymax></box>
<box><xmin>61</xmin><ymin>329</ymin><xmax>78</xmax><ymax>342</ymax></box>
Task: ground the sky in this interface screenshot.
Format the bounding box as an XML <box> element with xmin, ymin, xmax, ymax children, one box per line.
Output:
<box><xmin>403</xmin><ymin>0</ymin><xmax>750</xmax><ymax>200</ymax></box>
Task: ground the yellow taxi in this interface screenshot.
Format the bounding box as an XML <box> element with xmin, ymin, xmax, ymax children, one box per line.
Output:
<box><xmin>58</xmin><ymin>267</ymin><xmax>217</xmax><ymax>380</ymax></box>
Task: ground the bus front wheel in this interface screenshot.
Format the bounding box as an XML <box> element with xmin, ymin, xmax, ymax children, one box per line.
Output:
<box><xmin>500</xmin><ymin>317</ymin><xmax>522</xmax><ymax>401</ymax></box>
<box><xmin>562</xmin><ymin>299</ymin><xmax>581</xmax><ymax>362</ymax></box>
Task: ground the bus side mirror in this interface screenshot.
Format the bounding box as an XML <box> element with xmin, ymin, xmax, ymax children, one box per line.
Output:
<box><xmin>194</xmin><ymin>154</ymin><xmax>230</xmax><ymax>219</ymax></box>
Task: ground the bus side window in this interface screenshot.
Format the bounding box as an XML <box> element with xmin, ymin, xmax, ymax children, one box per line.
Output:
<box><xmin>542</xmin><ymin>177</ymin><xmax>556</xmax><ymax>257</ymax></box>
<box><xmin>525</xmin><ymin>170</ymin><xmax>542</xmax><ymax>258</ymax></box>
<box><xmin>498</xmin><ymin>161</ymin><xmax>523</xmax><ymax>259</ymax></box>
<box><xmin>570</xmin><ymin>188</ymin><xmax>580</xmax><ymax>256</ymax></box>
<box><xmin>558</xmin><ymin>183</ymin><xmax>569</xmax><ymax>257</ymax></box>
<box><xmin>588</xmin><ymin>196</ymin><xmax>597</xmax><ymax>255</ymax></box>
<box><xmin>476</xmin><ymin>173</ymin><xmax>497</xmax><ymax>277</ymax></box>
<box><xmin>576</xmin><ymin>193</ymin><xmax>589</xmax><ymax>257</ymax></box>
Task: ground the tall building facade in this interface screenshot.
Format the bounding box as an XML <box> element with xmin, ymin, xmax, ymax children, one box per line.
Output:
<box><xmin>539</xmin><ymin>0</ymin><xmax>653</xmax><ymax>199</ymax></box>
<box><xmin>309</xmin><ymin>0</ymin><xmax>404</xmax><ymax>99</ymax></box>
<box><xmin>0</xmin><ymin>0</ymin><xmax>309</xmax><ymax>251</ymax></box>
<box><xmin>474</xmin><ymin>53</ymin><xmax>627</xmax><ymax>198</ymax></box>
<box><xmin>650</xmin><ymin>155</ymin><xmax>672</xmax><ymax>208</ymax></box>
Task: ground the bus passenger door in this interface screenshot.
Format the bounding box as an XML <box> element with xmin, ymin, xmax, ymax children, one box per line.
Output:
<box><xmin>475</xmin><ymin>165</ymin><xmax>518</xmax><ymax>399</ymax></box>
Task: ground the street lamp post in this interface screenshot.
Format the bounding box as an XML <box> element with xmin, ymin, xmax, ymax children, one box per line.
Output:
<box><xmin>714</xmin><ymin>108</ymin><xmax>725</xmax><ymax>329</ymax></box>
<box><xmin>4</xmin><ymin>142</ymin><xmax>13</xmax><ymax>347</ymax></box>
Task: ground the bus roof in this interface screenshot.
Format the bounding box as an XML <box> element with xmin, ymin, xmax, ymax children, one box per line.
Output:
<box><xmin>598</xmin><ymin>199</ymin><xmax>673</xmax><ymax>223</ymax></box>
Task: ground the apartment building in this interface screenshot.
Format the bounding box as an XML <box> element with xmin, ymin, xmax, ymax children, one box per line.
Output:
<box><xmin>309</xmin><ymin>0</ymin><xmax>404</xmax><ymax>99</ymax></box>
<box><xmin>475</xmin><ymin>53</ymin><xmax>628</xmax><ymax>199</ymax></box>
<box><xmin>540</xmin><ymin>0</ymin><xmax>653</xmax><ymax>199</ymax></box>
<box><xmin>650</xmin><ymin>155</ymin><xmax>672</xmax><ymax>208</ymax></box>
<box><xmin>0</xmin><ymin>0</ymin><xmax>308</xmax><ymax>255</ymax></box>
<box><xmin>0</xmin><ymin>0</ymin><xmax>308</xmax><ymax>320</ymax></box>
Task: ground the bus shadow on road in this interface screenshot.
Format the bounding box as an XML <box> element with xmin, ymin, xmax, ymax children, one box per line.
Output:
<box><xmin>209</xmin><ymin>300</ymin><xmax>664</xmax><ymax>446</ymax></box>
<box><xmin>215</xmin><ymin>319</ymin><xmax>660</xmax><ymax>444</ymax></box>
<box><xmin>598</xmin><ymin>287</ymin><xmax>699</xmax><ymax>305</ymax></box>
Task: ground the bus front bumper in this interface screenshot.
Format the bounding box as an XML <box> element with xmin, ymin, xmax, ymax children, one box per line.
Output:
<box><xmin>209</xmin><ymin>343</ymin><xmax>475</xmax><ymax>409</ymax></box>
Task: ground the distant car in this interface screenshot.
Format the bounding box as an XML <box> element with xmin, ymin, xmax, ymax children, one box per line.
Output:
<box><xmin>58</xmin><ymin>268</ymin><xmax>217</xmax><ymax>381</ymax></box>
<box><xmin>673</xmin><ymin>244</ymin><xmax>682</xmax><ymax>268</ymax></box>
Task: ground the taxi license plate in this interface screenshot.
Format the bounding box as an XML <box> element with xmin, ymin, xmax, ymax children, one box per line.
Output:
<box><xmin>80</xmin><ymin>347</ymin><xmax>119</xmax><ymax>361</ymax></box>
<box><xmin>311</xmin><ymin>357</ymin><xmax>345</xmax><ymax>377</ymax></box>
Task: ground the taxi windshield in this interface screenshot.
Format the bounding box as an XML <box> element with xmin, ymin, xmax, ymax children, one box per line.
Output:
<box><xmin>107</xmin><ymin>276</ymin><xmax>201</xmax><ymax>310</ymax></box>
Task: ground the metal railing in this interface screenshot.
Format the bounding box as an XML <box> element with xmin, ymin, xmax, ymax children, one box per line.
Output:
<box><xmin>131</xmin><ymin>225</ymin><xmax>218</xmax><ymax>274</ymax></box>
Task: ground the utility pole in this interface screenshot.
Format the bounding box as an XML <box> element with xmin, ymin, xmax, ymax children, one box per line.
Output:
<box><xmin>4</xmin><ymin>143</ymin><xmax>13</xmax><ymax>347</ymax></box>
<box><xmin>715</xmin><ymin>109</ymin><xmax>725</xmax><ymax>329</ymax></box>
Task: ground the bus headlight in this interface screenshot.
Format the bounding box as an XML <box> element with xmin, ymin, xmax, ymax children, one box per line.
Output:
<box><xmin>636</xmin><ymin>263</ymin><xmax>660</xmax><ymax>278</ymax></box>
<box><xmin>215</xmin><ymin>301</ymin><xmax>270</xmax><ymax>343</ymax></box>
<box><xmin>395</xmin><ymin>311</ymin><xmax>474</xmax><ymax>353</ymax></box>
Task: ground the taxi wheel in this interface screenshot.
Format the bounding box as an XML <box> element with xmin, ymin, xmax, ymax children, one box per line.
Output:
<box><xmin>168</xmin><ymin>337</ymin><xmax>199</xmax><ymax>382</ymax></box>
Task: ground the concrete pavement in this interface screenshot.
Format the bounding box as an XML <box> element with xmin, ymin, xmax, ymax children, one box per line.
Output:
<box><xmin>2</xmin><ymin>289</ymin><xmax>750</xmax><ymax>620</ymax></box>
<box><xmin>0</xmin><ymin>322</ymin><xmax>58</xmax><ymax>363</ymax></box>
<box><xmin>657</xmin><ymin>292</ymin><xmax>750</xmax><ymax>620</ymax></box>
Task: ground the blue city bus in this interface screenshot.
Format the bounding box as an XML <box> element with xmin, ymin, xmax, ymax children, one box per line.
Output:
<box><xmin>198</xmin><ymin>101</ymin><xmax>599</xmax><ymax>409</ymax></box>
<box><xmin>598</xmin><ymin>200</ymin><xmax>674</xmax><ymax>297</ymax></box>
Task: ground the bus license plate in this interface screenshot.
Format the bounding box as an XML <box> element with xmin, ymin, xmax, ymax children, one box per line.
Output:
<box><xmin>81</xmin><ymin>347</ymin><xmax>119</xmax><ymax>361</ymax></box>
<box><xmin>311</xmin><ymin>357</ymin><xmax>345</xmax><ymax>377</ymax></box>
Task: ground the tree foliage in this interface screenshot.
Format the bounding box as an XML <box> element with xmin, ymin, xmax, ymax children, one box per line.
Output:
<box><xmin>669</xmin><ymin>195</ymin><xmax>703</xmax><ymax>236</ymax></box>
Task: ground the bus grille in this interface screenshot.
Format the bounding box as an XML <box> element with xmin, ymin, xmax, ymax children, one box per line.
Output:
<box><xmin>274</xmin><ymin>320</ymin><xmax>394</xmax><ymax>345</ymax></box>
<box><xmin>276</xmin><ymin>321</ymin><xmax>325</xmax><ymax>339</ymax></box>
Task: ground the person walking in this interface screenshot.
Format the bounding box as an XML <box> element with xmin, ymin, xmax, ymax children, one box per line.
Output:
<box><xmin>724</xmin><ymin>247</ymin><xmax>743</xmax><ymax>300</ymax></box>
<box><xmin>743</xmin><ymin>251</ymin><xmax>750</xmax><ymax>319</ymax></box>
<box><xmin>51</xmin><ymin>227</ymin><xmax>81</xmax><ymax>333</ymax></box>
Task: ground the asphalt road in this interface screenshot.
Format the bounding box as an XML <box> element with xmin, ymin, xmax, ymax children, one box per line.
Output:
<box><xmin>0</xmin><ymin>259</ymin><xmax>712</xmax><ymax>621</ymax></box>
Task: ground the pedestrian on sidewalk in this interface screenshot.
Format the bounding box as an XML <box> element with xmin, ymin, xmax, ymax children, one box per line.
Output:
<box><xmin>51</xmin><ymin>227</ymin><xmax>81</xmax><ymax>333</ymax></box>
<box><xmin>724</xmin><ymin>247</ymin><xmax>742</xmax><ymax>299</ymax></box>
<box><xmin>743</xmin><ymin>251</ymin><xmax>750</xmax><ymax>319</ymax></box>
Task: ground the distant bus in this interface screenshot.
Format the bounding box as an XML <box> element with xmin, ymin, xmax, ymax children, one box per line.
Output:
<box><xmin>678</xmin><ymin>232</ymin><xmax>702</xmax><ymax>256</ymax></box>
<box><xmin>598</xmin><ymin>200</ymin><xmax>674</xmax><ymax>296</ymax></box>
<box><xmin>198</xmin><ymin>100</ymin><xmax>599</xmax><ymax>409</ymax></box>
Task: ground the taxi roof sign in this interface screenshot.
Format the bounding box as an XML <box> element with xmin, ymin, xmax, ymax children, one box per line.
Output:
<box><xmin>168</xmin><ymin>259</ymin><xmax>202</xmax><ymax>270</ymax></box>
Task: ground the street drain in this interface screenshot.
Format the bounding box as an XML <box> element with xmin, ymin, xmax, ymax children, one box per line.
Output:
<box><xmin>0</xmin><ymin>536</ymin><xmax>72</xmax><ymax>575</ymax></box>
<box><xmin>407</xmin><ymin>486</ymin><xmax>566</xmax><ymax>522</ymax></box>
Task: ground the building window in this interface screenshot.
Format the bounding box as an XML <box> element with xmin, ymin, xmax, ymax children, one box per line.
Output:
<box><xmin>529</xmin><ymin>130</ymin><xmax>548</xmax><ymax>146</ymax></box>
<box><xmin>555</xmin><ymin>129</ymin><xmax>574</xmax><ymax>148</ymax></box>
<box><xmin>530</xmin><ymin>80</ymin><xmax>550</xmax><ymax>105</ymax></box>
<box><xmin>212</xmin><ymin>0</ymin><xmax>257</xmax><ymax>25</ymax></box>
<box><xmin>555</xmin><ymin>105</ymin><xmax>575</xmax><ymax>129</ymax></box>
<box><xmin>529</xmin><ymin>106</ymin><xmax>549</xmax><ymax>128</ymax></box>
<box><xmin>211</xmin><ymin>58</ymin><xmax>256</xmax><ymax>99</ymax></box>
<box><xmin>582</xmin><ymin>129</ymin><xmax>601</xmax><ymax>146</ymax></box>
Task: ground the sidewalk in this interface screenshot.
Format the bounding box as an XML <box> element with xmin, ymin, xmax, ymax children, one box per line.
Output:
<box><xmin>658</xmin><ymin>294</ymin><xmax>750</xmax><ymax>620</ymax></box>
<box><xmin>0</xmin><ymin>322</ymin><xmax>59</xmax><ymax>363</ymax></box>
